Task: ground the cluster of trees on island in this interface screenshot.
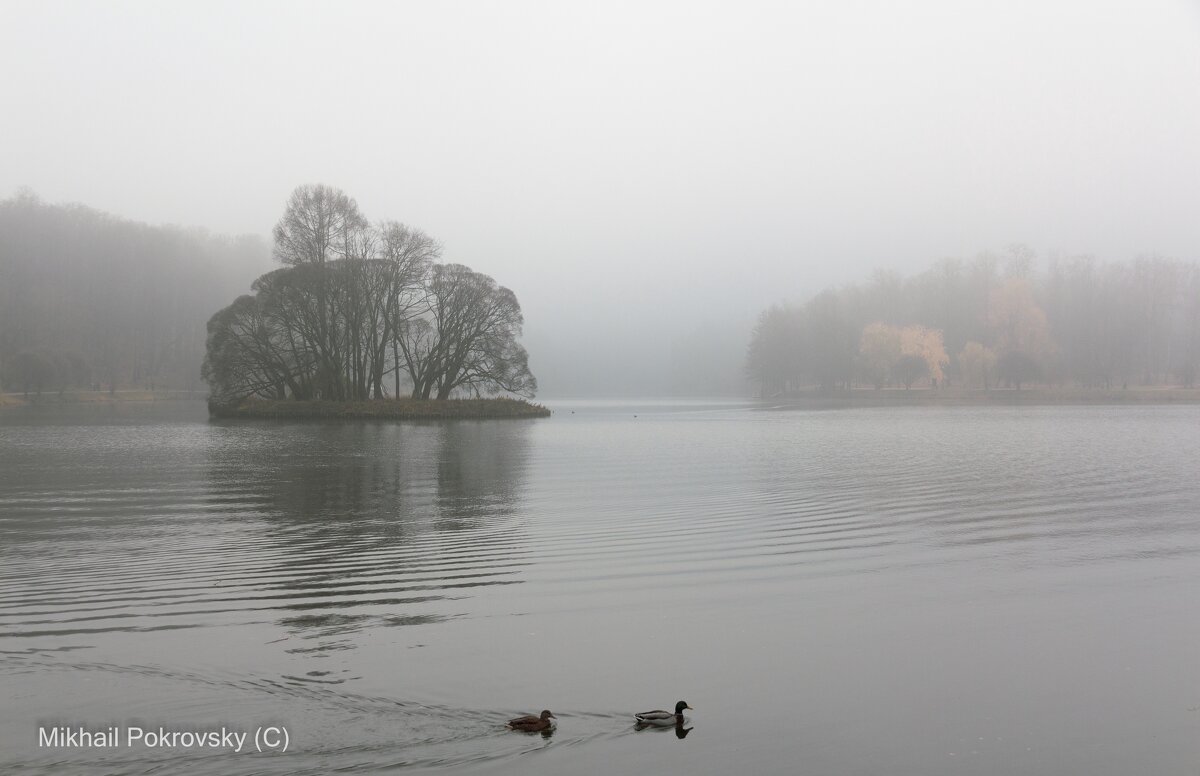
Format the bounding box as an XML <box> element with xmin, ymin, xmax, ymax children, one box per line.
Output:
<box><xmin>201</xmin><ymin>185</ymin><xmax>537</xmax><ymax>406</ymax></box>
<box><xmin>0</xmin><ymin>190</ymin><xmax>261</xmax><ymax>395</ymax></box>
<box><xmin>748</xmin><ymin>248</ymin><xmax>1200</xmax><ymax>395</ymax></box>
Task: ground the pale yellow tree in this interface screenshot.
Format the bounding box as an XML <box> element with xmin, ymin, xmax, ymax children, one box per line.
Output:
<box><xmin>900</xmin><ymin>325</ymin><xmax>949</xmax><ymax>384</ymax></box>
<box><xmin>958</xmin><ymin>341</ymin><xmax>997</xmax><ymax>390</ymax></box>
<box><xmin>856</xmin><ymin>322</ymin><xmax>948</xmax><ymax>388</ymax></box>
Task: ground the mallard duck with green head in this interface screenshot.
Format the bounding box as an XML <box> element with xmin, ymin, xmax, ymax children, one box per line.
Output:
<box><xmin>635</xmin><ymin>700</ymin><xmax>693</xmax><ymax>727</ymax></box>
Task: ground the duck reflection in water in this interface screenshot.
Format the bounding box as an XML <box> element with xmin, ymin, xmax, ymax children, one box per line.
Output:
<box><xmin>633</xmin><ymin>719</ymin><xmax>693</xmax><ymax>739</ymax></box>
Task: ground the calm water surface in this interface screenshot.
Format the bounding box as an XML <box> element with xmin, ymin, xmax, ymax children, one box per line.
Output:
<box><xmin>1</xmin><ymin>400</ymin><xmax>1198</xmax><ymax>774</ymax></box>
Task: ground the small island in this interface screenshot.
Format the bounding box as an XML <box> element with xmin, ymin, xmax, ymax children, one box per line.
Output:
<box><xmin>202</xmin><ymin>185</ymin><xmax>544</xmax><ymax>421</ymax></box>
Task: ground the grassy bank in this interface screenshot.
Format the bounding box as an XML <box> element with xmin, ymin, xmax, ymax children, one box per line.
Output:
<box><xmin>210</xmin><ymin>397</ymin><xmax>552</xmax><ymax>420</ymax></box>
<box><xmin>760</xmin><ymin>386</ymin><xmax>1200</xmax><ymax>409</ymax></box>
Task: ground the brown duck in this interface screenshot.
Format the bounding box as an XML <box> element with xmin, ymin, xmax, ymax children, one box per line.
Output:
<box><xmin>506</xmin><ymin>709</ymin><xmax>557</xmax><ymax>732</ymax></box>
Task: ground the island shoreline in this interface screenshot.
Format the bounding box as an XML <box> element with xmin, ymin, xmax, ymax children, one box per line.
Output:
<box><xmin>207</xmin><ymin>397</ymin><xmax>552</xmax><ymax>420</ymax></box>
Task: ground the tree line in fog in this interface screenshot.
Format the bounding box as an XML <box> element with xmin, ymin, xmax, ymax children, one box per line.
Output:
<box><xmin>0</xmin><ymin>190</ymin><xmax>263</xmax><ymax>395</ymax></box>
<box><xmin>747</xmin><ymin>248</ymin><xmax>1200</xmax><ymax>395</ymax></box>
<box><xmin>202</xmin><ymin>184</ymin><xmax>536</xmax><ymax>405</ymax></box>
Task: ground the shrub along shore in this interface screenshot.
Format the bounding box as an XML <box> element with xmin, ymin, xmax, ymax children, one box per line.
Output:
<box><xmin>208</xmin><ymin>397</ymin><xmax>551</xmax><ymax>420</ymax></box>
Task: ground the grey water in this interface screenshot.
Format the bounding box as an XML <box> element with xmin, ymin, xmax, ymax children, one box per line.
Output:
<box><xmin>1</xmin><ymin>400</ymin><xmax>1198</xmax><ymax>775</ymax></box>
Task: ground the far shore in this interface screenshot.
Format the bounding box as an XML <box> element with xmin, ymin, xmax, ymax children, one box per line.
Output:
<box><xmin>0</xmin><ymin>390</ymin><xmax>205</xmax><ymax>408</ymax></box>
<box><xmin>757</xmin><ymin>386</ymin><xmax>1200</xmax><ymax>409</ymax></box>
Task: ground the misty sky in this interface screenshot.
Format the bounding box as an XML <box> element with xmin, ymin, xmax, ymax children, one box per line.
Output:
<box><xmin>3</xmin><ymin>0</ymin><xmax>1199</xmax><ymax>394</ymax></box>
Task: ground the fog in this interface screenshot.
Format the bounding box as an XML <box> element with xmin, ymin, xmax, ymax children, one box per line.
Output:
<box><xmin>2</xmin><ymin>0</ymin><xmax>1199</xmax><ymax>396</ymax></box>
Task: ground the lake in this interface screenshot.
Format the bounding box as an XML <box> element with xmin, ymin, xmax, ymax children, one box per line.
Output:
<box><xmin>1</xmin><ymin>400</ymin><xmax>1198</xmax><ymax>775</ymax></box>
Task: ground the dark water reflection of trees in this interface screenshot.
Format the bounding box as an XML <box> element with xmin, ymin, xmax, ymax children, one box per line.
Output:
<box><xmin>205</xmin><ymin>419</ymin><xmax>534</xmax><ymax>647</ymax></box>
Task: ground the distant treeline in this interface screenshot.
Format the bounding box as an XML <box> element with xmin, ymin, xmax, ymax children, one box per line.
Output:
<box><xmin>202</xmin><ymin>185</ymin><xmax>537</xmax><ymax>406</ymax></box>
<box><xmin>747</xmin><ymin>248</ymin><xmax>1200</xmax><ymax>395</ymax></box>
<box><xmin>0</xmin><ymin>191</ymin><xmax>264</xmax><ymax>395</ymax></box>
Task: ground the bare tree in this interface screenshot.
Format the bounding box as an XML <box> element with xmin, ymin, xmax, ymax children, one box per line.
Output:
<box><xmin>271</xmin><ymin>185</ymin><xmax>368</xmax><ymax>267</ymax></box>
<box><xmin>398</xmin><ymin>264</ymin><xmax>536</xmax><ymax>400</ymax></box>
<box><xmin>746</xmin><ymin>304</ymin><xmax>802</xmax><ymax>397</ymax></box>
<box><xmin>377</xmin><ymin>222</ymin><xmax>440</xmax><ymax>397</ymax></box>
<box><xmin>202</xmin><ymin>294</ymin><xmax>309</xmax><ymax>405</ymax></box>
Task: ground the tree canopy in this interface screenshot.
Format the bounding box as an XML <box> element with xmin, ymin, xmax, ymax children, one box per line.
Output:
<box><xmin>202</xmin><ymin>185</ymin><xmax>537</xmax><ymax>405</ymax></box>
<box><xmin>747</xmin><ymin>249</ymin><xmax>1200</xmax><ymax>394</ymax></box>
<box><xmin>0</xmin><ymin>190</ymin><xmax>263</xmax><ymax>393</ymax></box>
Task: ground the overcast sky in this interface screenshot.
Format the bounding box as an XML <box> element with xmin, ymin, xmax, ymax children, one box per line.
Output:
<box><xmin>3</xmin><ymin>0</ymin><xmax>1199</xmax><ymax>394</ymax></box>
